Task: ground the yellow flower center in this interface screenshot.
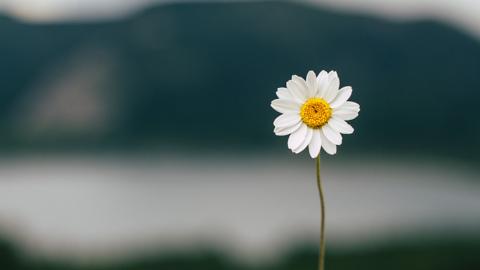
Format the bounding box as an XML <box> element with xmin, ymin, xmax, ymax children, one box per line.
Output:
<box><xmin>300</xmin><ymin>98</ymin><xmax>332</xmax><ymax>128</ymax></box>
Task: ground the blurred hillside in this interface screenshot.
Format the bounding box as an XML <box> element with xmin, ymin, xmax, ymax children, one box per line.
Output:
<box><xmin>0</xmin><ymin>1</ymin><xmax>479</xmax><ymax>158</ymax></box>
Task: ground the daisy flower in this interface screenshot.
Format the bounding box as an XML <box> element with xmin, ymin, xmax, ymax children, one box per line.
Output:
<box><xmin>271</xmin><ymin>70</ymin><xmax>360</xmax><ymax>157</ymax></box>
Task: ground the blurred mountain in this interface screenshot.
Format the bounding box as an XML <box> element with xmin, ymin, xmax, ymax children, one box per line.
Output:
<box><xmin>0</xmin><ymin>1</ymin><xmax>479</xmax><ymax>157</ymax></box>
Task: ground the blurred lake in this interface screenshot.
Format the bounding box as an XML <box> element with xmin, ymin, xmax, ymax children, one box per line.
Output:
<box><xmin>0</xmin><ymin>155</ymin><xmax>478</xmax><ymax>263</ymax></box>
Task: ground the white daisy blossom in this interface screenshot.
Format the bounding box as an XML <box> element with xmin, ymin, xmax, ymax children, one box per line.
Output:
<box><xmin>271</xmin><ymin>70</ymin><xmax>360</xmax><ymax>157</ymax></box>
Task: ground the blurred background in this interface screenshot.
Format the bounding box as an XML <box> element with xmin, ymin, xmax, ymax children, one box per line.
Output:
<box><xmin>0</xmin><ymin>0</ymin><xmax>479</xmax><ymax>269</ymax></box>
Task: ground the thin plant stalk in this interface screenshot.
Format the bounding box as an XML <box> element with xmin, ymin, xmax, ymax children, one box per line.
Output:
<box><xmin>316</xmin><ymin>156</ymin><xmax>326</xmax><ymax>270</ymax></box>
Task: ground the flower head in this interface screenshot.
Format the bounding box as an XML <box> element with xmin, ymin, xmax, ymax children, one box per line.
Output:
<box><xmin>271</xmin><ymin>70</ymin><xmax>360</xmax><ymax>157</ymax></box>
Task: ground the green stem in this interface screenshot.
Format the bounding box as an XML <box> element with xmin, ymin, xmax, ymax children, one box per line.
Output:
<box><xmin>316</xmin><ymin>156</ymin><xmax>326</xmax><ymax>270</ymax></box>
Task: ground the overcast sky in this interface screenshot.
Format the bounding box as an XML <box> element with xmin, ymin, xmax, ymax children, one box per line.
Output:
<box><xmin>1</xmin><ymin>0</ymin><xmax>479</xmax><ymax>38</ymax></box>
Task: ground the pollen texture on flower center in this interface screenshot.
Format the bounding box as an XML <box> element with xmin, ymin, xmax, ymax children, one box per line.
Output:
<box><xmin>300</xmin><ymin>98</ymin><xmax>332</xmax><ymax>128</ymax></box>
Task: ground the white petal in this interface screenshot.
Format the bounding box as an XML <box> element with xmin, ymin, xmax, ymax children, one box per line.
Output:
<box><xmin>340</xmin><ymin>101</ymin><xmax>360</xmax><ymax>112</ymax></box>
<box><xmin>273</xmin><ymin>114</ymin><xmax>301</xmax><ymax>128</ymax></box>
<box><xmin>328</xmin><ymin>117</ymin><xmax>354</xmax><ymax>134</ymax></box>
<box><xmin>323</xmin><ymin>71</ymin><xmax>340</xmax><ymax>102</ymax></box>
<box><xmin>316</xmin><ymin>70</ymin><xmax>329</xmax><ymax>97</ymax></box>
<box><xmin>330</xmin><ymin>86</ymin><xmax>352</xmax><ymax>108</ymax></box>
<box><xmin>293</xmin><ymin>127</ymin><xmax>313</xmax><ymax>154</ymax></box>
<box><xmin>308</xmin><ymin>129</ymin><xmax>322</xmax><ymax>158</ymax></box>
<box><xmin>287</xmin><ymin>79</ymin><xmax>308</xmax><ymax>103</ymax></box>
<box><xmin>288</xmin><ymin>124</ymin><xmax>308</xmax><ymax>150</ymax></box>
<box><xmin>320</xmin><ymin>129</ymin><xmax>337</xmax><ymax>155</ymax></box>
<box><xmin>333</xmin><ymin>110</ymin><xmax>359</xmax><ymax>121</ymax></box>
<box><xmin>333</xmin><ymin>101</ymin><xmax>360</xmax><ymax>121</ymax></box>
<box><xmin>276</xmin><ymin>87</ymin><xmax>291</xmax><ymax>100</ymax></box>
<box><xmin>292</xmin><ymin>75</ymin><xmax>311</xmax><ymax>97</ymax></box>
<box><xmin>271</xmin><ymin>99</ymin><xmax>299</xmax><ymax>114</ymax></box>
<box><xmin>322</xmin><ymin>124</ymin><xmax>342</xmax><ymax>145</ymax></box>
<box><xmin>306</xmin><ymin>71</ymin><xmax>317</xmax><ymax>97</ymax></box>
<box><xmin>274</xmin><ymin>121</ymin><xmax>302</xmax><ymax>136</ymax></box>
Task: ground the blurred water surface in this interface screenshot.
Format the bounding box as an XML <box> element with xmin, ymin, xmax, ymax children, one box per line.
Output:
<box><xmin>0</xmin><ymin>155</ymin><xmax>478</xmax><ymax>263</ymax></box>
